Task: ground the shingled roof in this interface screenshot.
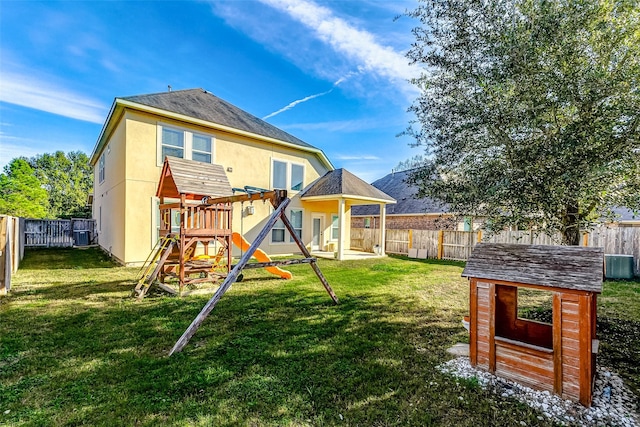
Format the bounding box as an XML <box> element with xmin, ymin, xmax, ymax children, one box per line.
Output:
<box><xmin>351</xmin><ymin>169</ymin><xmax>448</xmax><ymax>216</ymax></box>
<box><xmin>301</xmin><ymin>169</ymin><xmax>395</xmax><ymax>203</ymax></box>
<box><xmin>123</xmin><ymin>88</ymin><xmax>314</xmax><ymax>149</ymax></box>
<box><xmin>462</xmin><ymin>243</ymin><xmax>604</xmax><ymax>293</ymax></box>
<box><xmin>156</xmin><ymin>157</ymin><xmax>233</xmax><ymax>200</ymax></box>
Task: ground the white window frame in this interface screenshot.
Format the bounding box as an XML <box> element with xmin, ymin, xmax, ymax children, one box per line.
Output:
<box><xmin>289</xmin><ymin>208</ymin><xmax>303</xmax><ymax>243</ymax></box>
<box><xmin>98</xmin><ymin>152</ymin><xmax>105</xmax><ymax>184</ymax></box>
<box><xmin>330</xmin><ymin>214</ymin><xmax>339</xmax><ymax>241</ymax></box>
<box><xmin>271</xmin><ymin>158</ymin><xmax>305</xmax><ymax>192</ymax></box>
<box><xmin>270</xmin><ymin>208</ymin><xmax>305</xmax><ymax>244</ymax></box>
<box><xmin>157</xmin><ymin>123</ymin><xmax>215</xmax><ymax>166</ymax></box>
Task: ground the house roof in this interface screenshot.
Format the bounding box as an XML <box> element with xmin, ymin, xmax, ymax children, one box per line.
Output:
<box><xmin>90</xmin><ymin>88</ymin><xmax>333</xmax><ymax>170</ymax></box>
<box><xmin>351</xmin><ymin>169</ymin><xmax>448</xmax><ymax>216</ymax></box>
<box><xmin>611</xmin><ymin>207</ymin><xmax>639</xmax><ymax>222</ymax></box>
<box><xmin>156</xmin><ymin>157</ymin><xmax>234</xmax><ymax>200</ymax></box>
<box><xmin>300</xmin><ymin>168</ymin><xmax>395</xmax><ymax>204</ymax></box>
<box><xmin>462</xmin><ymin>243</ymin><xmax>604</xmax><ymax>293</ymax></box>
<box><xmin>123</xmin><ymin>89</ymin><xmax>315</xmax><ymax>149</ymax></box>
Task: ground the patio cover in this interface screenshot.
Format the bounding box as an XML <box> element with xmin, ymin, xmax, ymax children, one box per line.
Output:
<box><xmin>301</xmin><ymin>169</ymin><xmax>395</xmax><ymax>260</ymax></box>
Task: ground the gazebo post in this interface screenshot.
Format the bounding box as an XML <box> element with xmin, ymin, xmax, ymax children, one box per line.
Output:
<box><xmin>337</xmin><ymin>198</ymin><xmax>346</xmax><ymax>260</ymax></box>
<box><xmin>379</xmin><ymin>203</ymin><xmax>386</xmax><ymax>256</ymax></box>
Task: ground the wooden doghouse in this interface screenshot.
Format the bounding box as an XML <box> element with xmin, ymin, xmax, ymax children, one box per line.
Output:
<box><xmin>462</xmin><ymin>243</ymin><xmax>604</xmax><ymax>406</ymax></box>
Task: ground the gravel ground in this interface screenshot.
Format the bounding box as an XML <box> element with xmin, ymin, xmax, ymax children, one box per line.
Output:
<box><xmin>438</xmin><ymin>357</ymin><xmax>639</xmax><ymax>427</ymax></box>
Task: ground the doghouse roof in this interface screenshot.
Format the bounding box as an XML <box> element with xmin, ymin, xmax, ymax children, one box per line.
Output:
<box><xmin>462</xmin><ymin>243</ymin><xmax>604</xmax><ymax>293</ymax></box>
<box><xmin>156</xmin><ymin>157</ymin><xmax>233</xmax><ymax>200</ymax></box>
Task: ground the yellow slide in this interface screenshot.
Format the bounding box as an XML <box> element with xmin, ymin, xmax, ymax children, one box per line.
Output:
<box><xmin>231</xmin><ymin>232</ymin><xmax>292</xmax><ymax>279</ymax></box>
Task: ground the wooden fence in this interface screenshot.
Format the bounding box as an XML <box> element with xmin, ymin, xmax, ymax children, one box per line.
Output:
<box><xmin>0</xmin><ymin>216</ymin><xmax>24</xmax><ymax>295</ymax></box>
<box><xmin>351</xmin><ymin>227</ymin><xmax>640</xmax><ymax>275</ymax></box>
<box><xmin>24</xmin><ymin>219</ymin><xmax>96</xmax><ymax>248</ymax></box>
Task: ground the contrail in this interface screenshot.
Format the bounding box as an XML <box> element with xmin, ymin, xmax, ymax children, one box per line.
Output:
<box><xmin>262</xmin><ymin>72</ymin><xmax>357</xmax><ymax>120</ymax></box>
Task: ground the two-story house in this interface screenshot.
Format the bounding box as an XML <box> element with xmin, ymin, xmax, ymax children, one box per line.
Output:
<box><xmin>90</xmin><ymin>88</ymin><xmax>394</xmax><ymax>265</ymax></box>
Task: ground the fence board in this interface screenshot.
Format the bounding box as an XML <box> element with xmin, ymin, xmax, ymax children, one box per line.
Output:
<box><xmin>24</xmin><ymin>219</ymin><xmax>96</xmax><ymax>248</ymax></box>
<box><xmin>350</xmin><ymin>226</ymin><xmax>639</xmax><ymax>276</ymax></box>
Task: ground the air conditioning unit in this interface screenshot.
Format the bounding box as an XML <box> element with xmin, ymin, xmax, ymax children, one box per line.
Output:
<box><xmin>604</xmin><ymin>254</ymin><xmax>635</xmax><ymax>280</ymax></box>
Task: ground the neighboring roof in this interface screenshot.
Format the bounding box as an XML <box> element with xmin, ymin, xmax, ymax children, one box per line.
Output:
<box><xmin>351</xmin><ymin>169</ymin><xmax>448</xmax><ymax>216</ymax></box>
<box><xmin>462</xmin><ymin>243</ymin><xmax>604</xmax><ymax>293</ymax></box>
<box><xmin>91</xmin><ymin>88</ymin><xmax>333</xmax><ymax>170</ymax></box>
<box><xmin>156</xmin><ymin>157</ymin><xmax>234</xmax><ymax>200</ymax></box>
<box><xmin>611</xmin><ymin>207</ymin><xmax>639</xmax><ymax>222</ymax></box>
<box><xmin>300</xmin><ymin>168</ymin><xmax>396</xmax><ymax>204</ymax></box>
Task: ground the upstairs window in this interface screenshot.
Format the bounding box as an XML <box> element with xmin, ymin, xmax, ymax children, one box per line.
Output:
<box><xmin>273</xmin><ymin>160</ymin><xmax>287</xmax><ymax>189</ymax></box>
<box><xmin>161</xmin><ymin>128</ymin><xmax>184</xmax><ymax>159</ymax></box>
<box><xmin>158</xmin><ymin>124</ymin><xmax>214</xmax><ymax>165</ymax></box>
<box><xmin>291</xmin><ymin>164</ymin><xmax>304</xmax><ymax>191</ymax></box>
<box><xmin>192</xmin><ymin>133</ymin><xmax>212</xmax><ymax>163</ymax></box>
<box><xmin>272</xmin><ymin>158</ymin><xmax>305</xmax><ymax>191</ymax></box>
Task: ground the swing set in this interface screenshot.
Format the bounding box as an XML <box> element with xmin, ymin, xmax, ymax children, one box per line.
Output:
<box><xmin>132</xmin><ymin>157</ymin><xmax>339</xmax><ymax>354</ymax></box>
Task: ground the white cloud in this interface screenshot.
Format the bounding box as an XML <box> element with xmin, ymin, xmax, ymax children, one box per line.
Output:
<box><xmin>258</xmin><ymin>0</ymin><xmax>419</xmax><ymax>84</ymax></box>
<box><xmin>263</xmin><ymin>72</ymin><xmax>358</xmax><ymax>120</ymax></box>
<box><xmin>0</xmin><ymin>71</ymin><xmax>106</xmax><ymax>123</ymax></box>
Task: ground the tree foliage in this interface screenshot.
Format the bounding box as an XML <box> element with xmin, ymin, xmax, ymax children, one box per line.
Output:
<box><xmin>0</xmin><ymin>158</ymin><xmax>50</xmax><ymax>218</ymax></box>
<box><xmin>405</xmin><ymin>0</ymin><xmax>640</xmax><ymax>244</ymax></box>
<box><xmin>30</xmin><ymin>151</ymin><xmax>93</xmax><ymax>219</ymax></box>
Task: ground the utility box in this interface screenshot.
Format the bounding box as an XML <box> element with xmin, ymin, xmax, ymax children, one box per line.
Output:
<box><xmin>604</xmin><ymin>254</ymin><xmax>634</xmax><ymax>279</ymax></box>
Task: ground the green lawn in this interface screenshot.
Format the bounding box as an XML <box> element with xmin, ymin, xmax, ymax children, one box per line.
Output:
<box><xmin>1</xmin><ymin>248</ymin><xmax>638</xmax><ymax>426</ymax></box>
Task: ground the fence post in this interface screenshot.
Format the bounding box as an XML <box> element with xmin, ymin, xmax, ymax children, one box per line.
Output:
<box><xmin>408</xmin><ymin>229</ymin><xmax>413</xmax><ymax>250</ymax></box>
<box><xmin>582</xmin><ymin>232</ymin><xmax>589</xmax><ymax>247</ymax></box>
<box><xmin>437</xmin><ymin>230</ymin><xmax>444</xmax><ymax>259</ymax></box>
<box><xmin>477</xmin><ymin>230</ymin><xmax>482</xmax><ymax>244</ymax></box>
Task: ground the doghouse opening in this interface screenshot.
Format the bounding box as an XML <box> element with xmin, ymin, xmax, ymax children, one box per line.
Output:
<box><xmin>495</xmin><ymin>285</ymin><xmax>553</xmax><ymax>350</ymax></box>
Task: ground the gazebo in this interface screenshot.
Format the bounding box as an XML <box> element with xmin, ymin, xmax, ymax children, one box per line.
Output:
<box><xmin>300</xmin><ymin>168</ymin><xmax>395</xmax><ymax>260</ymax></box>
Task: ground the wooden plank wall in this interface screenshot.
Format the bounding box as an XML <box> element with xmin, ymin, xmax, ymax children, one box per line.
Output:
<box><xmin>350</xmin><ymin>227</ymin><xmax>639</xmax><ymax>275</ymax></box>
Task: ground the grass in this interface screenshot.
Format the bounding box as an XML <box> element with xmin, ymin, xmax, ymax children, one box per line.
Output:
<box><xmin>0</xmin><ymin>248</ymin><xmax>638</xmax><ymax>426</ymax></box>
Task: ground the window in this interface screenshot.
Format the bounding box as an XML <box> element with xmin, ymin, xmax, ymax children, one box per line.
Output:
<box><xmin>495</xmin><ymin>285</ymin><xmax>553</xmax><ymax>349</ymax></box>
<box><xmin>272</xmin><ymin>218</ymin><xmax>286</xmax><ymax>243</ymax></box>
<box><xmin>331</xmin><ymin>214</ymin><xmax>339</xmax><ymax>240</ymax></box>
<box><xmin>158</xmin><ymin>124</ymin><xmax>214</xmax><ymax>165</ymax></box>
<box><xmin>98</xmin><ymin>152</ymin><xmax>105</xmax><ymax>183</ymax></box>
<box><xmin>273</xmin><ymin>160</ymin><xmax>287</xmax><ymax>189</ymax></box>
<box><xmin>289</xmin><ymin>209</ymin><xmax>303</xmax><ymax>242</ymax></box>
<box><xmin>291</xmin><ymin>164</ymin><xmax>304</xmax><ymax>191</ymax></box>
<box><xmin>192</xmin><ymin>133</ymin><xmax>212</xmax><ymax>163</ymax></box>
<box><xmin>161</xmin><ymin>127</ymin><xmax>184</xmax><ymax>159</ymax></box>
<box><xmin>271</xmin><ymin>159</ymin><xmax>304</xmax><ymax>191</ymax></box>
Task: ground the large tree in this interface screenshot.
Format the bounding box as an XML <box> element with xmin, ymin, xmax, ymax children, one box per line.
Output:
<box><xmin>0</xmin><ymin>158</ymin><xmax>50</xmax><ymax>218</ymax></box>
<box><xmin>30</xmin><ymin>151</ymin><xmax>93</xmax><ymax>219</ymax></box>
<box><xmin>405</xmin><ymin>0</ymin><xmax>640</xmax><ymax>244</ymax></box>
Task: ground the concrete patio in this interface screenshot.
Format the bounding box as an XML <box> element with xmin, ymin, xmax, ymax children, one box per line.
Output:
<box><xmin>311</xmin><ymin>249</ymin><xmax>386</xmax><ymax>261</ymax></box>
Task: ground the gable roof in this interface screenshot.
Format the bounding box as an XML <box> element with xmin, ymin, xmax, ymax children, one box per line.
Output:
<box><xmin>301</xmin><ymin>168</ymin><xmax>395</xmax><ymax>204</ymax></box>
<box><xmin>91</xmin><ymin>88</ymin><xmax>333</xmax><ymax>169</ymax></box>
<box><xmin>156</xmin><ymin>157</ymin><xmax>234</xmax><ymax>200</ymax></box>
<box><xmin>124</xmin><ymin>89</ymin><xmax>314</xmax><ymax>149</ymax></box>
<box><xmin>351</xmin><ymin>169</ymin><xmax>448</xmax><ymax>216</ymax></box>
<box><xmin>462</xmin><ymin>243</ymin><xmax>604</xmax><ymax>293</ymax></box>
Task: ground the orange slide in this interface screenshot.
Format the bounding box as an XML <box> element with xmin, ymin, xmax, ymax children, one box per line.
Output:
<box><xmin>231</xmin><ymin>232</ymin><xmax>292</xmax><ymax>279</ymax></box>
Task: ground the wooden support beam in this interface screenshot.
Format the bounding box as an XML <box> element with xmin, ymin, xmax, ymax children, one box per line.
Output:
<box><xmin>233</xmin><ymin>258</ymin><xmax>316</xmax><ymax>269</ymax></box>
<box><xmin>169</xmin><ymin>196</ymin><xmax>291</xmax><ymax>356</ymax></box>
<box><xmin>278</xmin><ymin>204</ymin><xmax>339</xmax><ymax>305</ymax></box>
<box><xmin>201</xmin><ymin>190</ymin><xmax>279</xmax><ymax>206</ymax></box>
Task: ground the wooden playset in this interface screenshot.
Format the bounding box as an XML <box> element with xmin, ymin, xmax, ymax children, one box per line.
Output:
<box><xmin>462</xmin><ymin>243</ymin><xmax>604</xmax><ymax>406</ymax></box>
<box><xmin>132</xmin><ymin>157</ymin><xmax>339</xmax><ymax>354</ymax></box>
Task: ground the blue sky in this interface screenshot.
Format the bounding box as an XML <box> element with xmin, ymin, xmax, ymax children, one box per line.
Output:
<box><xmin>0</xmin><ymin>0</ymin><xmax>423</xmax><ymax>182</ymax></box>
